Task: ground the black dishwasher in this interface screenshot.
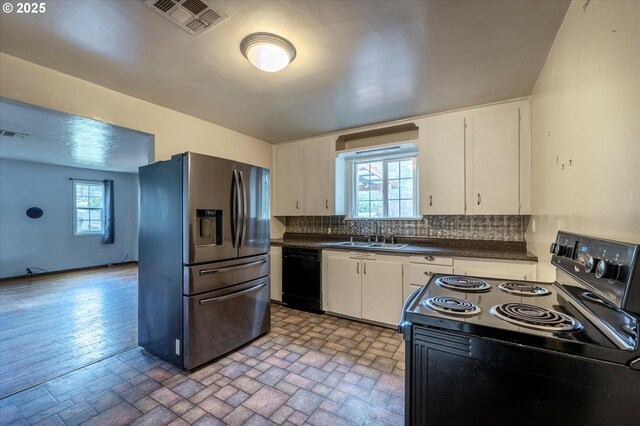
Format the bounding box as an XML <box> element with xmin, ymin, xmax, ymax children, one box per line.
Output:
<box><xmin>282</xmin><ymin>247</ymin><xmax>322</xmax><ymax>312</ymax></box>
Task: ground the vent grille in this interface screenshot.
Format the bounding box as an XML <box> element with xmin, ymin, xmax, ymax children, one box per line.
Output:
<box><xmin>153</xmin><ymin>0</ymin><xmax>173</xmax><ymax>13</ymax></box>
<box><xmin>0</xmin><ymin>129</ymin><xmax>28</xmax><ymax>139</ymax></box>
<box><xmin>199</xmin><ymin>9</ymin><xmax>220</xmax><ymax>25</ymax></box>
<box><xmin>182</xmin><ymin>0</ymin><xmax>207</xmax><ymax>15</ymax></box>
<box><xmin>145</xmin><ymin>0</ymin><xmax>227</xmax><ymax>36</ymax></box>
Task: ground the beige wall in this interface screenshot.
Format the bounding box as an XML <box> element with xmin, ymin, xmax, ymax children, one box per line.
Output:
<box><xmin>0</xmin><ymin>53</ymin><xmax>272</xmax><ymax>169</ymax></box>
<box><xmin>526</xmin><ymin>0</ymin><xmax>640</xmax><ymax>280</ymax></box>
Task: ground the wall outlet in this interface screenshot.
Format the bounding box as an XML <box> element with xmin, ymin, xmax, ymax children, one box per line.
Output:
<box><xmin>98</xmin><ymin>253</ymin><xmax>104</xmax><ymax>259</ymax></box>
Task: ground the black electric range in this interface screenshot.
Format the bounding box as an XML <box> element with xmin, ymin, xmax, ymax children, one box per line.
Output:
<box><xmin>399</xmin><ymin>231</ymin><xmax>640</xmax><ymax>426</ymax></box>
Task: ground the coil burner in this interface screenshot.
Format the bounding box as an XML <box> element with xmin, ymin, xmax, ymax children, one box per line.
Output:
<box><xmin>435</xmin><ymin>276</ymin><xmax>491</xmax><ymax>292</ymax></box>
<box><xmin>424</xmin><ymin>296</ymin><xmax>482</xmax><ymax>316</ymax></box>
<box><xmin>490</xmin><ymin>303</ymin><xmax>581</xmax><ymax>332</ymax></box>
<box><xmin>498</xmin><ymin>282</ymin><xmax>551</xmax><ymax>297</ymax></box>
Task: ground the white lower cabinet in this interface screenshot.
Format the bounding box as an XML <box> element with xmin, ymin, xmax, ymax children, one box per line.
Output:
<box><xmin>323</xmin><ymin>249</ymin><xmax>537</xmax><ymax>326</ymax></box>
<box><xmin>325</xmin><ymin>255</ymin><xmax>361</xmax><ymax>318</ymax></box>
<box><xmin>324</xmin><ymin>250</ymin><xmax>403</xmax><ymax>326</ymax></box>
<box><xmin>402</xmin><ymin>262</ymin><xmax>454</xmax><ymax>304</ymax></box>
<box><xmin>454</xmin><ymin>258</ymin><xmax>537</xmax><ymax>281</ymax></box>
<box><xmin>362</xmin><ymin>260</ymin><xmax>403</xmax><ymax>325</ymax></box>
<box><xmin>270</xmin><ymin>247</ymin><xmax>282</xmax><ymax>302</ymax></box>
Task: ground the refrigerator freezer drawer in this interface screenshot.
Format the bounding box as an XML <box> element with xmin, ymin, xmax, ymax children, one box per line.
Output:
<box><xmin>184</xmin><ymin>254</ymin><xmax>270</xmax><ymax>295</ymax></box>
<box><xmin>183</xmin><ymin>277</ymin><xmax>271</xmax><ymax>369</ymax></box>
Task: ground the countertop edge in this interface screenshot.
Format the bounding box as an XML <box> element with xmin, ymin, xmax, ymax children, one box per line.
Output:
<box><xmin>270</xmin><ymin>239</ymin><xmax>538</xmax><ymax>262</ymax></box>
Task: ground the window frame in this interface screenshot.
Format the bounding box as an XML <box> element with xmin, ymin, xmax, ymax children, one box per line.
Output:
<box><xmin>346</xmin><ymin>149</ymin><xmax>419</xmax><ymax>219</ymax></box>
<box><xmin>73</xmin><ymin>180</ymin><xmax>105</xmax><ymax>237</ymax></box>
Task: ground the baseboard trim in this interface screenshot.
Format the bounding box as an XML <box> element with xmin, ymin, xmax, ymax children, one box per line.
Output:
<box><xmin>0</xmin><ymin>261</ymin><xmax>138</xmax><ymax>282</ymax></box>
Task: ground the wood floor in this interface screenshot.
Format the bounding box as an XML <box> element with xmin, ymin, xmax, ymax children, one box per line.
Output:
<box><xmin>0</xmin><ymin>265</ymin><xmax>138</xmax><ymax>398</ymax></box>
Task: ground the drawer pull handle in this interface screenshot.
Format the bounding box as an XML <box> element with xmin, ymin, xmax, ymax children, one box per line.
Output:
<box><xmin>199</xmin><ymin>281</ymin><xmax>267</xmax><ymax>304</ymax></box>
<box><xmin>200</xmin><ymin>259</ymin><xmax>266</xmax><ymax>275</ymax></box>
<box><xmin>424</xmin><ymin>256</ymin><xmax>436</xmax><ymax>262</ymax></box>
<box><xmin>423</xmin><ymin>271</ymin><xmax>433</xmax><ymax>277</ymax></box>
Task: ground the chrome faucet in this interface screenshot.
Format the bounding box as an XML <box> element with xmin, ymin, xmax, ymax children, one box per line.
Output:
<box><xmin>365</xmin><ymin>218</ymin><xmax>380</xmax><ymax>242</ymax></box>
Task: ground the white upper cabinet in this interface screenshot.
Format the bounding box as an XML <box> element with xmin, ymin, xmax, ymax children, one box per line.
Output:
<box><xmin>274</xmin><ymin>98</ymin><xmax>531</xmax><ymax>217</ymax></box>
<box><xmin>465</xmin><ymin>103</ymin><xmax>523</xmax><ymax>215</ymax></box>
<box><xmin>273</xmin><ymin>136</ymin><xmax>334</xmax><ymax>216</ymax></box>
<box><xmin>273</xmin><ymin>142</ymin><xmax>303</xmax><ymax>216</ymax></box>
<box><xmin>303</xmin><ymin>137</ymin><xmax>334</xmax><ymax>215</ymax></box>
<box><xmin>418</xmin><ymin>116</ymin><xmax>466</xmax><ymax>215</ymax></box>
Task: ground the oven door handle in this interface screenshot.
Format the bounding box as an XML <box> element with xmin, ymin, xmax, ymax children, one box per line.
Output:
<box><xmin>398</xmin><ymin>285</ymin><xmax>424</xmax><ymax>338</ymax></box>
<box><xmin>199</xmin><ymin>281</ymin><xmax>267</xmax><ymax>305</ymax></box>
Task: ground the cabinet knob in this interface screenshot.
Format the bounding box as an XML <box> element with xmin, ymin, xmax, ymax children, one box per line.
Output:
<box><xmin>326</xmin><ymin>199</ymin><xmax>328</xmax><ymax>209</ymax></box>
<box><xmin>357</xmin><ymin>263</ymin><xmax>359</xmax><ymax>274</ymax></box>
<box><xmin>296</xmin><ymin>200</ymin><xmax>299</xmax><ymax>210</ymax></box>
<box><xmin>477</xmin><ymin>194</ymin><xmax>481</xmax><ymax>205</ymax></box>
<box><xmin>424</xmin><ymin>255</ymin><xmax>436</xmax><ymax>262</ymax></box>
<box><xmin>423</xmin><ymin>271</ymin><xmax>433</xmax><ymax>277</ymax></box>
<box><xmin>363</xmin><ymin>263</ymin><xmax>367</xmax><ymax>275</ymax></box>
<box><xmin>429</xmin><ymin>195</ymin><xmax>432</xmax><ymax>207</ymax></box>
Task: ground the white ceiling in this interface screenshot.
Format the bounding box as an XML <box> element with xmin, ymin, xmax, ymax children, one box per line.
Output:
<box><xmin>0</xmin><ymin>98</ymin><xmax>153</xmax><ymax>173</ymax></box>
<box><xmin>0</xmin><ymin>0</ymin><xmax>570</xmax><ymax>143</ymax></box>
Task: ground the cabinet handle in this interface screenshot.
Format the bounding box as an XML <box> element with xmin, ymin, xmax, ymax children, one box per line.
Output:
<box><xmin>364</xmin><ymin>263</ymin><xmax>367</xmax><ymax>275</ymax></box>
<box><xmin>357</xmin><ymin>263</ymin><xmax>359</xmax><ymax>274</ymax></box>
<box><xmin>296</xmin><ymin>200</ymin><xmax>299</xmax><ymax>210</ymax></box>
<box><xmin>429</xmin><ymin>195</ymin><xmax>432</xmax><ymax>207</ymax></box>
<box><xmin>423</xmin><ymin>271</ymin><xmax>433</xmax><ymax>277</ymax></box>
<box><xmin>424</xmin><ymin>255</ymin><xmax>436</xmax><ymax>262</ymax></box>
<box><xmin>326</xmin><ymin>199</ymin><xmax>329</xmax><ymax>209</ymax></box>
<box><xmin>477</xmin><ymin>194</ymin><xmax>481</xmax><ymax>205</ymax></box>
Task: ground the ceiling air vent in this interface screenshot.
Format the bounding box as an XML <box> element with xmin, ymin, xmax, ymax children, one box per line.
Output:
<box><xmin>0</xmin><ymin>129</ymin><xmax>28</xmax><ymax>139</ymax></box>
<box><xmin>145</xmin><ymin>0</ymin><xmax>227</xmax><ymax>36</ymax></box>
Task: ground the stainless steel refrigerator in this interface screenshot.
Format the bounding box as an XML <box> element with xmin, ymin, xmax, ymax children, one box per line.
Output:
<box><xmin>138</xmin><ymin>152</ymin><xmax>270</xmax><ymax>369</ymax></box>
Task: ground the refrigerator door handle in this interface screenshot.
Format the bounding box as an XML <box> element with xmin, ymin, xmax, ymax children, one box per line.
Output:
<box><xmin>238</xmin><ymin>170</ymin><xmax>247</xmax><ymax>247</ymax></box>
<box><xmin>199</xmin><ymin>281</ymin><xmax>267</xmax><ymax>305</ymax></box>
<box><xmin>199</xmin><ymin>258</ymin><xmax>267</xmax><ymax>275</ymax></box>
<box><xmin>231</xmin><ymin>170</ymin><xmax>241</xmax><ymax>248</ymax></box>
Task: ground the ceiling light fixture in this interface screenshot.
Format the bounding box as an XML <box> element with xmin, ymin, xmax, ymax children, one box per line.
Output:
<box><xmin>240</xmin><ymin>32</ymin><xmax>296</xmax><ymax>73</ymax></box>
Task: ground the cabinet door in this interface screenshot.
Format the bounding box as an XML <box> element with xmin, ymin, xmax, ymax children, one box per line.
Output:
<box><xmin>362</xmin><ymin>260</ymin><xmax>403</xmax><ymax>325</ymax></box>
<box><xmin>270</xmin><ymin>247</ymin><xmax>282</xmax><ymax>302</ymax></box>
<box><xmin>303</xmin><ymin>138</ymin><xmax>333</xmax><ymax>215</ymax></box>
<box><xmin>403</xmin><ymin>263</ymin><xmax>454</xmax><ymax>304</ymax></box>
<box><xmin>326</xmin><ymin>256</ymin><xmax>361</xmax><ymax>318</ymax></box>
<box><xmin>419</xmin><ymin>117</ymin><xmax>466</xmax><ymax>215</ymax></box>
<box><xmin>273</xmin><ymin>143</ymin><xmax>303</xmax><ymax>216</ymax></box>
<box><xmin>466</xmin><ymin>107</ymin><xmax>520</xmax><ymax>214</ymax></box>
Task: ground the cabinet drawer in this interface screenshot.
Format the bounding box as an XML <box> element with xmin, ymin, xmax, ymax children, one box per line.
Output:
<box><xmin>408</xmin><ymin>255</ymin><xmax>453</xmax><ymax>267</ymax></box>
<box><xmin>404</xmin><ymin>264</ymin><xmax>454</xmax><ymax>286</ymax></box>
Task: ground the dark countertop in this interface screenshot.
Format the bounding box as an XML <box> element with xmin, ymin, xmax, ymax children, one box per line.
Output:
<box><xmin>270</xmin><ymin>233</ymin><xmax>538</xmax><ymax>262</ymax></box>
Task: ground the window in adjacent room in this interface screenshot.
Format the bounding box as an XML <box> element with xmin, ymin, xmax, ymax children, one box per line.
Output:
<box><xmin>350</xmin><ymin>150</ymin><xmax>418</xmax><ymax>219</ymax></box>
<box><xmin>73</xmin><ymin>181</ymin><xmax>105</xmax><ymax>236</ymax></box>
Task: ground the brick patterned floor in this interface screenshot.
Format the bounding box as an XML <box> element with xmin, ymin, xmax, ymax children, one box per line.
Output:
<box><xmin>0</xmin><ymin>304</ymin><xmax>405</xmax><ymax>425</ymax></box>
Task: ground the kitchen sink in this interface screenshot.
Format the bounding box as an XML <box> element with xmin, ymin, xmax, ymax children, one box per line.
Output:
<box><xmin>330</xmin><ymin>241</ymin><xmax>372</xmax><ymax>248</ymax></box>
<box><xmin>325</xmin><ymin>241</ymin><xmax>409</xmax><ymax>249</ymax></box>
<box><xmin>365</xmin><ymin>242</ymin><xmax>409</xmax><ymax>249</ymax></box>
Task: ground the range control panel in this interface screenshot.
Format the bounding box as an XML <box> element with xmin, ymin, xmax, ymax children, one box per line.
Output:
<box><xmin>551</xmin><ymin>231</ymin><xmax>640</xmax><ymax>314</ymax></box>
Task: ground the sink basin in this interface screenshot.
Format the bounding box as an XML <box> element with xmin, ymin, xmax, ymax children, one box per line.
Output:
<box><xmin>326</xmin><ymin>241</ymin><xmax>409</xmax><ymax>249</ymax></box>
<box><xmin>366</xmin><ymin>242</ymin><xmax>409</xmax><ymax>249</ymax></box>
<box><xmin>330</xmin><ymin>241</ymin><xmax>372</xmax><ymax>248</ymax></box>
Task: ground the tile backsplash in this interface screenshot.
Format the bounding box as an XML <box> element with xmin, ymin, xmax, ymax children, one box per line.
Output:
<box><xmin>285</xmin><ymin>216</ymin><xmax>526</xmax><ymax>241</ymax></box>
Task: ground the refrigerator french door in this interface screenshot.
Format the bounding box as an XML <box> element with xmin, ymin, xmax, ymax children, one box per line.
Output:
<box><xmin>139</xmin><ymin>152</ymin><xmax>270</xmax><ymax>369</ymax></box>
